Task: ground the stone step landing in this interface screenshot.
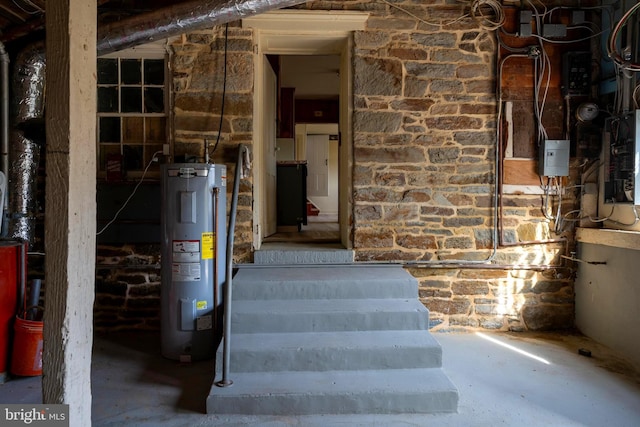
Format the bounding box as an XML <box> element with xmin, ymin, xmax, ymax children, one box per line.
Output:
<box><xmin>254</xmin><ymin>244</ymin><xmax>354</xmax><ymax>264</ymax></box>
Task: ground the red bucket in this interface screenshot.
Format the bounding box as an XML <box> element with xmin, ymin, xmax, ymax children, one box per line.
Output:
<box><xmin>10</xmin><ymin>313</ymin><xmax>43</xmax><ymax>377</ymax></box>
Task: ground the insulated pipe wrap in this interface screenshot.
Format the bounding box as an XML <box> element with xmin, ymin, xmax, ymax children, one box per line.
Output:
<box><xmin>0</xmin><ymin>42</ymin><xmax>9</xmax><ymax>189</ymax></box>
<box><xmin>9</xmin><ymin>41</ymin><xmax>45</xmax><ymax>246</ymax></box>
<box><xmin>8</xmin><ymin>130</ymin><xmax>40</xmax><ymax>245</ymax></box>
<box><xmin>12</xmin><ymin>42</ymin><xmax>45</xmax><ymax>124</ymax></box>
<box><xmin>9</xmin><ymin>216</ymin><xmax>35</xmax><ymax>246</ymax></box>
<box><xmin>9</xmin><ymin>130</ymin><xmax>40</xmax><ymax>215</ymax></box>
<box><xmin>97</xmin><ymin>0</ymin><xmax>306</xmax><ymax>55</ymax></box>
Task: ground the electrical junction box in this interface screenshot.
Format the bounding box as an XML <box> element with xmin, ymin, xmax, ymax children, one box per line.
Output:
<box><xmin>571</xmin><ymin>10</ymin><xmax>585</xmax><ymax>25</ymax></box>
<box><xmin>543</xmin><ymin>24</ymin><xmax>567</xmax><ymax>38</ymax></box>
<box><xmin>539</xmin><ymin>139</ymin><xmax>570</xmax><ymax>177</ymax></box>
<box><xmin>519</xmin><ymin>10</ymin><xmax>532</xmax><ymax>37</ymax></box>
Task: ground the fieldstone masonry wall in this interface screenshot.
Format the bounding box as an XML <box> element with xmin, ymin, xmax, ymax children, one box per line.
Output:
<box><xmin>95</xmin><ymin>0</ymin><xmax>578</xmax><ymax>332</ymax></box>
<box><xmin>95</xmin><ymin>245</ymin><xmax>161</xmax><ymax>331</ymax></box>
<box><xmin>297</xmin><ymin>0</ymin><xmax>575</xmax><ymax>331</ymax></box>
<box><xmin>171</xmin><ymin>24</ymin><xmax>255</xmax><ymax>262</ymax></box>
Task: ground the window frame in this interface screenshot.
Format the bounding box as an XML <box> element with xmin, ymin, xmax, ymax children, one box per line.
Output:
<box><xmin>97</xmin><ymin>41</ymin><xmax>172</xmax><ymax>180</ymax></box>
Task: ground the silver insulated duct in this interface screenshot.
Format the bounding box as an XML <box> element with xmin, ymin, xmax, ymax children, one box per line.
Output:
<box><xmin>8</xmin><ymin>0</ymin><xmax>305</xmax><ymax>245</ymax></box>
<box><xmin>8</xmin><ymin>42</ymin><xmax>45</xmax><ymax>246</ymax></box>
<box><xmin>0</xmin><ymin>42</ymin><xmax>9</xmax><ymax>196</ymax></box>
<box><xmin>97</xmin><ymin>0</ymin><xmax>307</xmax><ymax>55</ymax></box>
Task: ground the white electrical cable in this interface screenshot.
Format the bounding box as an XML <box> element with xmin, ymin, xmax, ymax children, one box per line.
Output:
<box><xmin>633</xmin><ymin>83</ymin><xmax>640</xmax><ymax>109</ymax></box>
<box><xmin>379</xmin><ymin>0</ymin><xmax>456</xmax><ymax>28</ymax></box>
<box><xmin>554</xmin><ymin>178</ymin><xmax>563</xmax><ymax>234</ymax></box>
<box><xmin>542</xmin><ymin>177</ymin><xmax>555</xmax><ymax>220</ymax></box>
<box><xmin>607</xmin><ymin>1</ymin><xmax>640</xmax><ymax>71</ymax></box>
<box><xmin>469</xmin><ymin>0</ymin><xmax>505</xmax><ymax>31</ymax></box>
<box><xmin>11</xmin><ymin>0</ymin><xmax>42</xmax><ymax>15</ymax></box>
<box><xmin>380</xmin><ymin>0</ymin><xmax>505</xmax><ymax>31</ymax></box>
<box><xmin>591</xmin><ymin>204</ymin><xmax>639</xmax><ymax>227</ymax></box>
<box><xmin>96</xmin><ymin>151</ymin><xmax>163</xmax><ymax>236</ymax></box>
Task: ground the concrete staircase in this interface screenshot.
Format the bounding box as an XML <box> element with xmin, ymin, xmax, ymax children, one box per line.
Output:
<box><xmin>206</xmin><ymin>265</ymin><xmax>458</xmax><ymax>415</ymax></box>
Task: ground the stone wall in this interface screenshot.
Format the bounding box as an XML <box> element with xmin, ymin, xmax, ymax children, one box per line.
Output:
<box><xmin>412</xmin><ymin>266</ymin><xmax>575</xmax><ymax>331</ymax></box>
<box><xmin>93</xmin><ymin>0</ymin><xmax>579</xmax><ymax>332</ymax></box>
<box><xmin>171</xmin><ymin>24</ymin><xmax>255</xmax><ymax>263</ymax></box>
<box><xmin>295</xmin><ymin>0</ymin><xmax>576</xmax><ymax>330</ymax></box>
<box><xmin>94</xmin><ymin>245</ymin><xmax>161</xmax><ymax>331</ymax></box>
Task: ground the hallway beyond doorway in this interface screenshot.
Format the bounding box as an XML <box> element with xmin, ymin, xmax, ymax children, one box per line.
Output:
<box><xmin>263</xmin><ymin>216</ymin><xmax>339</xmax><ymax>244</ymax></box>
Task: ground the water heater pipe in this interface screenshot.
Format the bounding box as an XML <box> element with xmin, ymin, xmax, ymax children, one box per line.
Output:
<box><xmin>212</xmin><ymin>186</ymin><xmax>220</xmax><ymax>330</ymax></box>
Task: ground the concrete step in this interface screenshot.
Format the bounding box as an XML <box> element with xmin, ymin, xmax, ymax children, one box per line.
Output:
<box><xmin>216</xmin><ymin>330</ymin><xmax>442</xmax><ymax>373</ymax></box>
<box><xmin>232</xmin><ymin>266</ymin><xmax>418</xmax><ymax>300</ymax></box>
<box><xmin>207</xmin><ymin>368</ymin><xmax>459</xmax><ymax>415</ymax></box>
<box><xmin>231</xmin><ymin>298</ymin><xmax>429</xmax><ymax>333</ymax></box>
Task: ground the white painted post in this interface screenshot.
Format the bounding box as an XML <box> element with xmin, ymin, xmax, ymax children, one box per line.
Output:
<box><xmin>43</xmin><ymin>1</ymin><xmax>97</xmax><ymax>425</ymax></box>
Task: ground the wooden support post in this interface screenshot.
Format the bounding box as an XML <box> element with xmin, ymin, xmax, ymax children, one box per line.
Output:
<box><xmin>43</xmin><ymin>1</ymin><xmax>97</xmax><ymax>425</ymax></box>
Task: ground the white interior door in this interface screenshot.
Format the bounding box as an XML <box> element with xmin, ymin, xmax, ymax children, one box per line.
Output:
<box><xmin>263</xmin><ymin>56</ymin><xmax>278</xmax><ymax>237</ymax></box>
<box><xmin>306</xmin><ymin>134</ymin><xmax>329</xmax><ymax>197</ymax></box>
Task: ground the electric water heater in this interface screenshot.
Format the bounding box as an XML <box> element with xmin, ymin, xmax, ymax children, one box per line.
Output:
<box><xmin>160</xmin><ymin>163</ymin><xmax>227</xmax><ymax>361</ymax></box>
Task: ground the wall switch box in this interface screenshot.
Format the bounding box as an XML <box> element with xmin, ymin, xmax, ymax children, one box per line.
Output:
<box><xmin>519</xmin><ymin>10</ymin><xmax>532</xmax><ymax>37</ymax></box>
<box><xmin>571</xmin><ymin>10</ymin><xmax>585</xmax><ymax>24</ymax></box>
<box><xmin>539</xmin><ymin>139</ymin><xmax>570</xmax><ymax>177</ymax></box>
<box><xmin>542</xmin><ymin>24</ymin><xmax>567</xmax><ymax>38</ymax></box>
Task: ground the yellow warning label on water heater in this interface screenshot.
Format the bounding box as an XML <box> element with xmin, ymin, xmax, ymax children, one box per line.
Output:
<box><xmin>196</xmin><ymin>300</ymin><xmax>208</xmax><ymax>310</ymax></box>
<box><xmin>201</xmin><ymin>232</ymin><xmax>215</xmax><ymax>260</ymax></box>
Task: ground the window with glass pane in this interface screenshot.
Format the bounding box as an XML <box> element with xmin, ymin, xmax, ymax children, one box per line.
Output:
<box><xmin>97</xmin><ymin>57</ymin><xmax>166</xmax><ymax>175</ymax></box>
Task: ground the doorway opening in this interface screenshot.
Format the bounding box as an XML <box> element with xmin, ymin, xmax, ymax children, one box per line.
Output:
<box><xmin>244</xmin><ymin>10</ymin><xmax>366</xmax><ymax>252</ymax></box>
<box><xmin>264</xmin><ymin>54</ymin><xmax>341</xmax><ymax>246</ymax></box>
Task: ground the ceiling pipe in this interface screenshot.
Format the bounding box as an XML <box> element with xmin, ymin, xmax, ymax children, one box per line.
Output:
<box><xmin>97</xmin><ymin>0</ymin><xmax>307</xmax><ymax>55</ymax></box>
<box><xmin>0</xmin><ymin>42</ymin><xmax>9</xmax><ymax>195</ymax></box>
<box><xmin>6</xmin><ymin>0</ymin><xmax>306</xmax><ymax>245</ymax></box>
<box><xmin>0</xmin><ymin>41</ymin><xmax>8</xmax><ymax>236</ymax></box>
<box><xmin>7</xmin><ymin>41</ymin><xmax>45</xmax><ymax>245</ymax></box>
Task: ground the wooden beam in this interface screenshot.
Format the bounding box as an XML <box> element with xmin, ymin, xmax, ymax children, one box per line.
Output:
<box><xmin>43</xmin><ymin>1</ymin><xmax>96</xmax><ymax>425</ymax></box>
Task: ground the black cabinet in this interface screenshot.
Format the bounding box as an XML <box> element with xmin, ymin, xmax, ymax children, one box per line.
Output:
<box><xmin>276</xmin><ymin>162</ymin><xmax>307</xmax><ymax>231</ymax></box>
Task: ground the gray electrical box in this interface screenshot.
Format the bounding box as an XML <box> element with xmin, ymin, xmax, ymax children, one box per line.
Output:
<box><xmin>539</xmin><ymin>139</ymin><xmax>570</xmax><ymax>177</ymax></box>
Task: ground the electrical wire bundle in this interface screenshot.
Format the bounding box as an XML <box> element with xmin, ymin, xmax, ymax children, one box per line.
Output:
<box><xmin>606</xmin><ymin>1</ymin><xmax>640</xmax><ymax>72</ymax></box>
<box><xmin>380</xmin><ymin>0</ymin><xmax>506</xmax><ymax>31</ymax></box>
<box><xmin>497</xmin><ymin>1</ymin><xmax>608</xmax><ymax>235</ymax></box>
<box><xmin>470</xmin><ymin>0</ymin><xmax>505</xmax><ymax>31</ymax></box>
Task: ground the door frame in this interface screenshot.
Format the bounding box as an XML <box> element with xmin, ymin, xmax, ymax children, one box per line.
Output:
<box><xmin>244</xmin><ymin>10</ymin><xmax>367</xmax><ymax>250</ymax></box>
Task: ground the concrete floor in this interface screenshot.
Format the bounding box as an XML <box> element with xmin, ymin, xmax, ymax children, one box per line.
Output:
<box><xmin>1</xmin><ymin>331</ymin><xmax>639</xmax><ymax>426</ymax></box>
